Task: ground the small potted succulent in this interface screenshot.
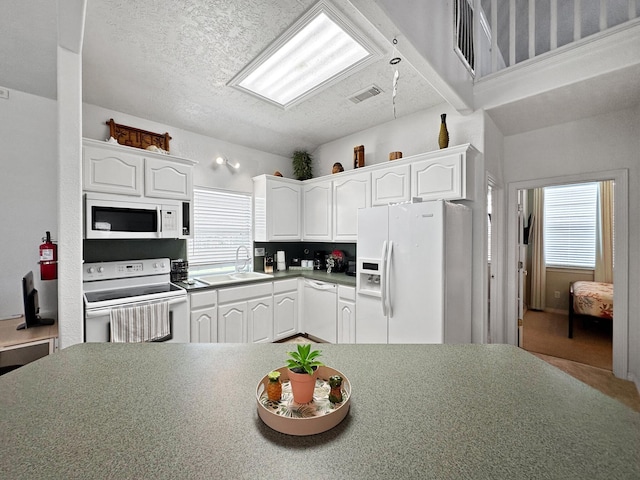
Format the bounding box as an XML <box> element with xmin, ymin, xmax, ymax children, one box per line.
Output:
<box><xmin>285</xmin><ymin>343</ymin><xmax>323</xmax><ymax>404</ymax></box>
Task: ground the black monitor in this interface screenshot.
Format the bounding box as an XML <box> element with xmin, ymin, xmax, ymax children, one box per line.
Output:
<box><xmin>17</xmin><ymin>271</ymin><xmax>54</xmax><ymax>330</ymax></box>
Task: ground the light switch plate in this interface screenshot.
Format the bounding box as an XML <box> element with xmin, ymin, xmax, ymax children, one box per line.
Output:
<box><xmin>254</xmin><ymin>247</ymin><xmax>265</xmax><ymax>256</ymax></box>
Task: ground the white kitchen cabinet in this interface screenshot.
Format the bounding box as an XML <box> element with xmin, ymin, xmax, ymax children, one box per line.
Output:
<box><xmin>371</xmin><ymin>163</ymin><xmax>411</xmax><ymax>206</ymax></box>
<box><xmin>83</xmin><ymin>144</ymin><xmax>144</xmax><ymax>196</ymax></box>
<box><xmin>248</xmin><ymin>296</ymin><xmax>273</xmax><ymax>343</ymax></box>
<box><xmin>337</xmin><ymin>285</ymin><xmax>356</xmax><ymax>344</ymax></box>
<box><xmin>253</xmin><ymin>175</ymin><xmax>302</xmax><ymax>241</ymax></box>
<box><xmin>83</xmin><ymin>139</ymin><xmax>196</xmax><ymax>201</ymax></box>
<box><xmin>273</xmin><ymin>279</ymin><xmax>299</xmax><ymax>340</ymax></box>
<box><xmin>189</xmin><ymin>289</ymin><xmax>217</xmax><ymax>343</ymax></box>
<box><xmin>144</xmin><ymin>158</ymin><xmax>193</xmax><ymax>200</ymax></box>
<box><xmin>217</xmin><ymin>282</ymin><xmax>273</xmax><ymax>343</ymax></box>
<box><xmin>217</xmin><ymin>301</ymin><xmax>247</xmax><ymax>343</ymax></box>
<box><xmin>302</xmin><ymin>279</ymin><xmax>337</xmax><ymax>343</ymax></box>
<box><xmin>411</xmin><ymin>150</ymin><xmax>471</xmax><ymax>201</ymax></box>
<box><xmin>333</xmin><ymin>172</ymin><xmax>371</xmax><ymax>242</ymax></box>
<box><xmin>302</xmin><ymin>179</ymin><xmax>332</xmax><ymax>241</ymax></box>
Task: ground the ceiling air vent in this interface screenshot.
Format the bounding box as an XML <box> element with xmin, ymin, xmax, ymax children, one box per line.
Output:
<box><xmin>348</xmin><ymin>85</ymin><xmax>383</xmax><ymax>104</ymax></box>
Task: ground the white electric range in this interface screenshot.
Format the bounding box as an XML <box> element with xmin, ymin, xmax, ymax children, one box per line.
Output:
<box><xmin>83</xmin><ymin>258</ymin><xmax>189</xmax><ymax>343</ymax></box>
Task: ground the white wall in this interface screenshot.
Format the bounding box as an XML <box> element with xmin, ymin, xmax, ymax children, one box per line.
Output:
<box><xmin>57</xmin><ymin>44</ymin><xmax>84</xmax><ymax>348</ymax></box>
<box><xmin>630</xmin><ymin>102</ymin><xmax>640</xmax><ymax>387</ymax></box>
<box><xmin>313</xmin><ymin>103</ymin><xmax>483</xmax><ymax>173</ymax></box>
<box><xmin>503</xmin><ymin>106</ymin><xmax>640</xmax><ymax>385</ymax></box>
<box><xmin>83</xmin><ymin>104</ymin><xmax>292</xmax><ymax>194</ymax></box>
<box><xmin>0</xmin><ymin>90</ymin><xmax>58</xmax><ymax>319</ymax></box>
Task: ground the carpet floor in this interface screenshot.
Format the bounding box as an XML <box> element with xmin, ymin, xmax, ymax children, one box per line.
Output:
<box><xmin>522</xmin><ymin>309</ymin><xmax>612</xmax><ymax>370</ymax></box>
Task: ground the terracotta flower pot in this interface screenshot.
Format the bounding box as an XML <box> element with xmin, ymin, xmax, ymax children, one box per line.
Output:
<box><xmin>288</xmin><ymin>368</ymin><xmax>318</xmax><ymax>404</ymax></box>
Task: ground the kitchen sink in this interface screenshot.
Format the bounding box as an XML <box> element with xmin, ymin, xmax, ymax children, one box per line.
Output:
<box><xmin>228</xmin><ymin>271</ymin><xmax>273</xmax><ymax>280</ymax></box>
<box><xmin>195</xmin><ymin>271</ymin><xmax>273</xmax><ymax>286</ymax></box>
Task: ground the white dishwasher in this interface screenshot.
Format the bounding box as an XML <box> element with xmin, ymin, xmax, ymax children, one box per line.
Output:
<box><xmin>302</xmin><ymin>279</ymin><xmax>337</xmax><ymax>343</ymax></box>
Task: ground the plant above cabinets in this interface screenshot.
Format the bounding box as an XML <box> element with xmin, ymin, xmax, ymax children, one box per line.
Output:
<box><xmin>292</xmin><ymin>150</ymin><xmax>313</xmax><ymax>180</ymax></box>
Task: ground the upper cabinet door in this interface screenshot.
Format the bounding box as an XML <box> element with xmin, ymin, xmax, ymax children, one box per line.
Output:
<box><xmin>371</xmin><ymin>164</ymin><xmax>411</xmax><ymax>206</ymax></box>
<box><xmin>83</xmin><ymin>145</ymin><xmax>143</xmax><ymax>196</ymax></box>
<box><xmin>269</xmin><ymin>181</ymin><xmax>301</xmax><ymax>240</ymax></box>
<box><xmin>302</xmin><ymin>180</ymin><xmax>332</xmax><ymax>241</ymax></box>
<box><xmin>254</xmin><ymin>176</ymin><xmax>302</xmax><ymax>241</ymax></box>
<box><xmin>411</xmin><ymin>152</ymin><xmax>467</xmax><ymax>201</ymax></box>
<box><xmin>144</xmin><ymin>158</ymin><xmax>193</xmax><ymax>200</ymax></box>
<box><xmin>333</xmin><ymin>172</ymin><xmax>371</xmax><ymax>242</ymax></box>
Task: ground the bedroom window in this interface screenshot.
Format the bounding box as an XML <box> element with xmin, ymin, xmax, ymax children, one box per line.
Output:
<box><xmin>187</xmin><ymin>187</ymin><xmax>253</xmax><ymax>272</ymax></box>
<box><xmin>543</xmin><ymin>182</ymin><xmax>598</xmax><ymax>268</ymax></box>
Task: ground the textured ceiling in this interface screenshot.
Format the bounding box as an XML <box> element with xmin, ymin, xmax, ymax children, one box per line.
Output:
<box><xmin>4</xmin><ymin>1</ymin><xmax>636</xmax><ymax>157</ymax></box>
<box><xmin>0</xmin><ymin>0</ymin><xmax>445</xmax><ymax>157</ymax></box>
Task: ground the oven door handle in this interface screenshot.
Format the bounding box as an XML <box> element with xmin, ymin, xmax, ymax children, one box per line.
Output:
<box><xmin>85</xmin><ymin>296</ymin><xmax>186</xmax><ymax>319</ymax></box>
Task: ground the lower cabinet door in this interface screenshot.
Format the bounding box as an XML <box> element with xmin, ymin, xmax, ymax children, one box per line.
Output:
<box><xmin>337</xmin><ymin>298</ymin><xmax>356</xmax><ymax>344</ymax></box>
<box><xmin>190</xmin><ymin>307</ymin><xmax>217</xmax><ymax>343</ymax></box>
<box><xmin>218</xmin><ymin>301</ymin><xmax>247</xmax><ymax>343</ymax></box>
<box><xmin>273</xmin><ymin>291</ymin><xmax>298</xmax><ymax>340</ymax></box>
<box><xmin>248</xmin><ymin>295</ymin><xmax>273</xmax><ymax>343</ymax></box>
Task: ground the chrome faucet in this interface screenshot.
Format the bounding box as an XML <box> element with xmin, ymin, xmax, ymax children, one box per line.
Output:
<box><xmin>235</xmin><ymin>245</ymin><xmax>250</xmax><ymax>273</ymax></box>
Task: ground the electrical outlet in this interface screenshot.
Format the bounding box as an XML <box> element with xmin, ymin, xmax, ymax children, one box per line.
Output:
<box><xmin>0</xmin><ymin>86</ymin><xmax>9</xmax><ymax>99</ymax></box>
<box><xmin>554</xmin><ymin>290</ymin><xmax>561</xmax><ymax>299</ymax></box>
<box><xmin>254</xmin><ymin>247</ymin><xmax>265</xmax><ymax>256</ymax></box>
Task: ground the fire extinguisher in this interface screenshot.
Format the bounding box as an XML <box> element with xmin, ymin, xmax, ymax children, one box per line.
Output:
<box><xmin>39</xmin><ymin>231</ymin><xmax>57</xmax><ymax>281</ymax></box>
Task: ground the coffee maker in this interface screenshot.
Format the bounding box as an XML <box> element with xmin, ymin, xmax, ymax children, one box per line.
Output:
<box><xmin>313</xmin><ymin>251</ymin><xmax>326</xmax><ymax>270</ymax></box>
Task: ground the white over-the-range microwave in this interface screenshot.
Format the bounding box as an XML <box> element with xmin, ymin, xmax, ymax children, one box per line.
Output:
<box><xmin>84</xmin><ymin>192</ymin><xmax>191</xmax><ymax>239</ymax></box>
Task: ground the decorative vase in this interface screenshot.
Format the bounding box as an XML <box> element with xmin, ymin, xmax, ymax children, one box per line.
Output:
<box><xmin>438</xmin><ymin>113</ymin><xmax>449</xmax><ymax>149</ymax></box>
<box><xmin>353</xmin><ymin>145</ymin><xmax>365</xmax><ymax>168</ymax></box>
<box><xmin>288</xmin><ymin>368</ymin><xmax>318</xmax><ymax>404</ymax></box>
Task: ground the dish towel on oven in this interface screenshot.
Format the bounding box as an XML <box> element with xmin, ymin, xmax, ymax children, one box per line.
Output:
<box><xmin>109</xmin><ymin>302</ymin><xmax>170</xmax><ymax>342</ymax></box>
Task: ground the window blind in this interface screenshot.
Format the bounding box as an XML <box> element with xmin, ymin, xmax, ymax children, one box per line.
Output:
<box><xmin>187</xmin><ymin>188</ymin><xmax>253</xmax><ymax>268</ymax></box>
<box><xmin>544</xmin><ymin>182</ymin><xmax>598</xmax><ymax>268</ymax></box>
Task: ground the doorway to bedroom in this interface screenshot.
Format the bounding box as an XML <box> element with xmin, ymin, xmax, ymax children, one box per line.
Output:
<box><xmin>507</xmin><ymin>169</ymin><xmax>628</xmax><ymax>380</ymax></box>
<box><xmin>519</xmin><ymin>181</ymin><xmax>614</xmax><ymax>370</ymax></box>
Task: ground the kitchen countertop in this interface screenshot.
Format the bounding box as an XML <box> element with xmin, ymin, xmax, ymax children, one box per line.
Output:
<box><xmin>1</xmin><ymin>343</ymin><xmax>638</xmax><ymax>479</ymax></box>
<box><xmin>176</xmin><ymin>269</ymin><xmax>356</xmax><ymax>291</ymax></box>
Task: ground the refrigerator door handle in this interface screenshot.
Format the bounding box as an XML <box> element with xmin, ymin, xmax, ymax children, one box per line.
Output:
<box><xmin>380</xmin><ymin>240</ymin><xmax>388</xmax><ymax>317</ymax></box>
<box><xmin>386</xmin><ymin>240</ymin><xmax>393</xmax><ymax>318</ymax></box>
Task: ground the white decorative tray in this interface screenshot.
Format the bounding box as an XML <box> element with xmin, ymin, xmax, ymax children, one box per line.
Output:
<box><xmin>256</xmin><ymin>366</ymin><xmax>351</xmax><ymax>436</ymax></box>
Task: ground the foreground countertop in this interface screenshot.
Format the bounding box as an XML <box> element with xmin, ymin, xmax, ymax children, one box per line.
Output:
<box><xmin>1</xmin><ymin>344</ymin><xmax>639</xmax><ymax>479</ymax></box>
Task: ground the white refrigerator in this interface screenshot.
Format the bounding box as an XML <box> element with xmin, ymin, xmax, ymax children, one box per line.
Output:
<box><xmin>356</xmin><ymin>200</ymin><xmax>472</xmax><ymax>344</ymax></box>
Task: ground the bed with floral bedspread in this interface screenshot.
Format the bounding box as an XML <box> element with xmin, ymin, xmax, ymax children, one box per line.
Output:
<box><xmin>568</xmin><ymin>281</ymin><xmax>613</xmax><ymax>338</ymax></box>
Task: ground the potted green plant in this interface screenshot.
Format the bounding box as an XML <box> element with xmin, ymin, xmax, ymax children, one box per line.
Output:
<box><xmin>285</xmin><ymin>343</ymin><xmax>323</xmax><ymax>404</ymax></box>
<box><xmin>292</xmin><ymin>150</ymin><xmax>313</xmax><ymax>180</ymax></box>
